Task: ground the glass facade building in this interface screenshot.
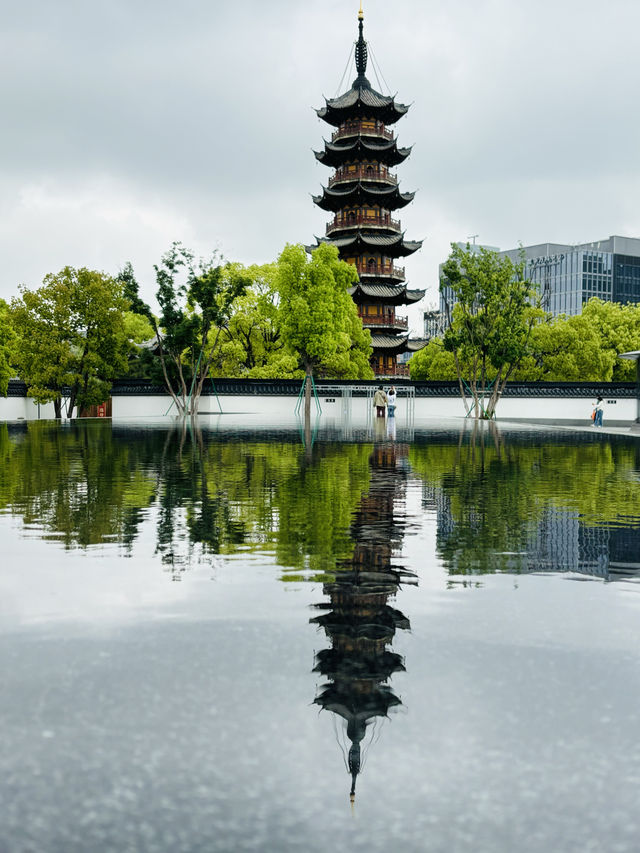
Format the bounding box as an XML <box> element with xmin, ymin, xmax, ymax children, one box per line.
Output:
<box><xmin>499</xmin><ymin>236</ymin><xmax>640</xmax><ymax>317</ymax></box>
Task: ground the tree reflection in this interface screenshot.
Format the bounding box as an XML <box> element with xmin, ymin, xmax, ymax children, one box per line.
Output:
<box><xmin>0</xmin><ymin>422</ymin><xmax>374</xmax><ymax>581</ymax></box>
<box><xmin>0</xmin><ymin>421</ymin><xmax>157</xmax><ymax>548</ymax></box>
<box><xmin>311</xmin><ymin>438</ymin><xmax>415</xmax><ymax>802</ymax></box>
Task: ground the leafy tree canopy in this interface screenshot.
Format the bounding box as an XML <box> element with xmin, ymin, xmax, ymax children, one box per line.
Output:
<box><xmin>148</xmin><ymin>243</ymin><xmax>251</xmax><ymax>415</ymax></box>
<box><xmin>276</xmin><ymin>243</ymin><xmax>373</xmax><ymax>380</ymax></box>
<box><xmin>10</xmin><ymin>267</ymin><xmax>129</xmax><ymax>418</ymax></box>
<box><xmin>414</xmin><ymin>297</ymin><xmax>640</xmax><ymax>384</ymax></box>
<box><xmin>0</xmin><ymin>299</ymin><xmax>17</xmax><ymax>396</ymax></box>
<box><xmin>409</xmin><ymin>338</ymin><xmax>457</xmax><ymax>380</ymax></box>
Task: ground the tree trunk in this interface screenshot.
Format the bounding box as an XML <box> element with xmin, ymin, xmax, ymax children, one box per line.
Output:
<box><xmin>304</xmin><ymin>410</ymin><xmax>312</xmax><ymax>462</ymax></box>
<box><xmin>67</xmin><ymin>388</ymin><xmax>78</xmax><ymax>420</ymax></box>
<box><xmin>54</xmin><ymin>397</ymin><xmax>61</xmax><ymax>419</ymax></box>
<box><xmin>304</xmin><ymin>364</ymin><xmax>312</xmax><ymax>423</ymax></box>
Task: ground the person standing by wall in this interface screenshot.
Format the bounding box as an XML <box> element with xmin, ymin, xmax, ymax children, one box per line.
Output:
<box><xmin>373</xmin><ymin>386</ymin><xmax>387</xmax><ymax>418</ymax></box>
<box><xmin>387</xmin><ymin>386</ymin><xmax>397</xmax><ymax>417</ymax></box>
<box><xmin>593</xmin><ymin>396</ymin><xmax>604</xmax><ymax>427</ymax></box>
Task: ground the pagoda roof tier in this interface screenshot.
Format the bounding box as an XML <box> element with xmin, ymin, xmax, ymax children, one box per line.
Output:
<box><xmin>316</xmin><ymin>83</ymin><xmax>409</xmax><ymax>127</ymax></box>
<box><xmin>317</xmin><ymin>232</ymin><xmax>422</xmax><ymax>258</ymax></box>
<box><xmin>370</xmin><ymin>334</ymin><xmax>411</xmax><ymax>354</ymax></box>
<box><xmin>313</xmin><ymin>649</ymin><xmax>406</xmax><ymax>680</ymax></box>
<box><xmin>368</xmin><ymin>334</ymin><xmax>427</xmax><ymax>356</ymax></box>
<box><xmin>314</xmin><ymin>683</ymin><xmax>402</xmax><ymax>720</ymax></box>
<box><xmin>348</xmin><ymin>282</ymin><xmax>426</xmax><ymax>305</ymax></box>
<box><xmin>313</xmin><ymin>182</ymin><xmax>415</xmax><ymax>212</ymax></box>
<box><xmin>315</xmin><ymin>138</ymin><xmax>412</xmax><ymax>168</ymax></box>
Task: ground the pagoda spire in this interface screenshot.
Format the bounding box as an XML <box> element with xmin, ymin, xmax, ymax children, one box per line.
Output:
<box><xmin>354</xmin><ymin>3</ymin><xmax>369</xmax><ymax>88</ymax></box>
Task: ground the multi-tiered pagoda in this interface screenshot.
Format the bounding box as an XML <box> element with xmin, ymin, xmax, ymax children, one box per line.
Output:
<box><xmin>312</xmin><ymin>5</ymin><xmax>425</xmax><ymax>377</ymax></box>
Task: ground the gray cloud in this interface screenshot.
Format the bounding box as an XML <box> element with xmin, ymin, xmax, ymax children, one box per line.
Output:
<box><xmin>2</xmin><ymin>0</ymin><xmax>640</xmax><ymax>326</ymax></box>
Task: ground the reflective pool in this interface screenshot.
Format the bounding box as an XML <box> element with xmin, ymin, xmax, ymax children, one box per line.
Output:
<box><xmin>1</xmin><ymin>419</ymin><xmax>639</xmax><ymax>852</ymax></box>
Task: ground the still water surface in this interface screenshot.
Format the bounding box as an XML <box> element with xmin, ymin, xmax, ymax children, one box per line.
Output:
<box><xmin>1</xmin><ymin>418</ymin><xmax>640</xmax><ymax>852</ymax></box>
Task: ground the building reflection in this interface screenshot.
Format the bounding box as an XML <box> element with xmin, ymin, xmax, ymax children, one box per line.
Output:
<box><xmin>428</xmin><ymin>488</ymin><xmax>640</xmax><ymax>582</ymax></box>
<box><xmin>310</xmin><ymin>435</ymin><xmax>415</xmax><ymax>802</ymax></box>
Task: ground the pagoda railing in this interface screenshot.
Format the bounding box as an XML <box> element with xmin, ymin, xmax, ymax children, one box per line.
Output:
<box><xmin>326</xmin><ymin>213</ymin><xmax>401</xmax><ymax>234</ymax></box>
<box><xmin>332</xmin><ymin>122</ymin><xmax>394</xmax><ymax>143</ymax></box>
<box><xmin>372</xmin><ymin>362</ymin><xmax>412</xmax><ymax>378</ymax></box>
<box><xmin>328</xmin><ymin>166</ymin><xmax>397</xmax><ymax>187</ymax></box>
<box><xmin>359</xmin><ymin>313</ymin><xmax>409</xmax><ymax>329</ymax></box>
<box><xmin>356</xmin><ymin>261</ymin><xmax>405</xmax><ymax>281</ymax></box>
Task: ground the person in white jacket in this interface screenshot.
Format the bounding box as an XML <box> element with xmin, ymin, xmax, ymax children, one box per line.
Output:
<box><xmin>387</xmin><ymin>386</ymin><xmax>397</xmax><ymax>417</ymax></box>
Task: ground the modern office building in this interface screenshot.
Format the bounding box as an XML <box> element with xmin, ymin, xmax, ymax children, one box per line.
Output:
<box><xmin>423</xmin><ymin>308</ymin><xmax>445</xmax><ymax>340</ymax></box>
<box><xmin>439</xmin><ymin>235</ymin><xmax>640</xmax><ymax>319</ymax></box>
<box><xmin>501</xmin><ymin>235</ymin><xmax>640</xmax><ymax>316</ymax></box>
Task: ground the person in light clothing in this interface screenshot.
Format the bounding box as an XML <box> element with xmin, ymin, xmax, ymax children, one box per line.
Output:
<box><xmin>593</xmin><ymin>396</ymin><xmax>604</xmax><ymax>427</ymax></box>
<box><xmin>387</xmin><ymin>386</ymin><xmax>397</xmax><ymax>417</ymax></box>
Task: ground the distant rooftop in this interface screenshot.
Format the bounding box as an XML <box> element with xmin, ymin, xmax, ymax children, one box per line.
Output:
<box><xmin>501</xmin><ymin>236</ymin><xmax>640</xmax><ymax>260</ymax></box>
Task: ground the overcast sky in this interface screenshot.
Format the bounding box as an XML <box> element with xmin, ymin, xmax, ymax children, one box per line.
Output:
<box><xmin>3</xmin><ymin>0</ymin><xmax>640</xmax><ymax>332</ymax></box>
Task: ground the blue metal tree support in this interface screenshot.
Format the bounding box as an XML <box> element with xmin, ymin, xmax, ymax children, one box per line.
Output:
<box><xmin>294</xmin><ymin>375</ymin><xmax>323</xmax><ymax>416</ymax></box>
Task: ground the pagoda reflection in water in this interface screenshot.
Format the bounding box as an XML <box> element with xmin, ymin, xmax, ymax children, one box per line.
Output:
<box><xmin>311</xmin><ymin>436</ymin><xmax>416</xmax><ymax>802</ymax></box>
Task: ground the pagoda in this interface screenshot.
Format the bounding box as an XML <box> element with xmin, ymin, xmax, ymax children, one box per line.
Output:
<box><xmin>312</xmin><ymin>4</ymin><xmax>425</xmax><ymax>377</ymax></box>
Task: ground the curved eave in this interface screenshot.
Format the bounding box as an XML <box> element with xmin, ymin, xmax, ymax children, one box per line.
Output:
<box><xmin>314</xmin><ymin>140</ymin><xmax>412</xmax><ymax>168</ymax></box>
<box><xmin>313</xmin><ymin>183</ymin><xmax>415</xmax><ymax>212</ymax></box>
<box><xmin>405</xmin><ymin>288</ymin><xmax>426</xmax><ymax>303</ymax></box>
<box><xmin>318</xmin><ymin>233</ymin><xmax>422</xmax><ymax>257</ymax></box>
<box><xmin>407</xmin><ymin>338</ymin><xmax>428</xmax><ymax>352</ymax></box>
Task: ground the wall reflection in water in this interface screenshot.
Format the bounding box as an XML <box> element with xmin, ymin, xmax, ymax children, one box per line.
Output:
<box><xmin>310</xmin><ymin>433</ymin><xmax>416</xmax><ymax>802</ymax></box>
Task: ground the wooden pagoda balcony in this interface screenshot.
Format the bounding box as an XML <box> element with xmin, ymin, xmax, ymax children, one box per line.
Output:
<box><xmin>332</xmin><ymin>121</ymin><xmax>394</xmax><ymax>143</ymax></box>
<box><xmin>356</xmin><ymin>260</ymin><xmax>405</xmax><ymax>281</ymax></box>
<box><xmin>326</xmin><ymin>212</ymin><xmax>401</xmax><ymax>235</ymax></box>
<box><xmin>328</xmin><ymin>165</ymin><xmax>397</xmax><ymax>187</ymax></box>
<box><xmin>372</xmin><ymin>361</ymin><xmax>411</xmax><ymax>378</ymax></box>
<box><xmin>359</xmin><ymin>312</ymin><xmax>409</xmax><ymax>330</ymax></box>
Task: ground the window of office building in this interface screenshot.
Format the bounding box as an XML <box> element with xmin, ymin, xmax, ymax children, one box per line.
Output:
<box><xmin>613</xmin><ymin>254</ymin><xmax>640</xmax><ymax>304</ymax></box>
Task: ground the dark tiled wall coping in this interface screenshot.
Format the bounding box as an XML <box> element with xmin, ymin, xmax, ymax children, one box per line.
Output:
<box><xmin>8</xmin><ymin>378</ymin><xmax>637</xmax><ymax>399</ymax></box>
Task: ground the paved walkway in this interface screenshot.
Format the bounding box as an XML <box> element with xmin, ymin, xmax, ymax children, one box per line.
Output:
<box><xmin>540</xmin><ymin>423</ymin><xmax>640</xmax><ymax>437</ymax></box>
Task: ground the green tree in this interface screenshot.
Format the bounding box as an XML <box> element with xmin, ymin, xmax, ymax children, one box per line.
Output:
<box><xmin>211</xmin><ymin>264</ymin><xmax>299</xmax><ymax>378</ymax></box>
<box><xmin>149</xmin><ymin>243</ymin><xmax>250</xmax><ymax>416</ymax></box>
<box><xmin>11</xmin><ymin>267</ymin><xmax>129</xmax><ymax>418</ymax></box>
<box><xmin>0</xmin><ymin>299</ymin><xmax>17</xmax><ymax>396</ymax></box>
<box><xmin>581</xmin><ymin>298</ymin><xmax>640</xmax><ymax>380</ymax></box>
<box><xmin>441</xmin><ymin>244</ymin><xmax>543</xmax><ymax>418</ymax></box>
<box><xmin>513</xmin><ymin>312</ymin><xmax>616</xmax><ymax>381</ymax></box>
<box><xmin>409</xmin><ymin>338</ymin><xmax>457</xmax><ymax>380</ymax></box>
<box><xmin>275</xmin><ymin>243</ymin><xmax>373</xmax><ymax>417</ymax></box>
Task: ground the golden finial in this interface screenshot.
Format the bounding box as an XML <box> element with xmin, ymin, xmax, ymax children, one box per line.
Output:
<box><xmin>358</xmin><ymin>2</ymin><xmax>364</xmax><ymax>21</ymax></box>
